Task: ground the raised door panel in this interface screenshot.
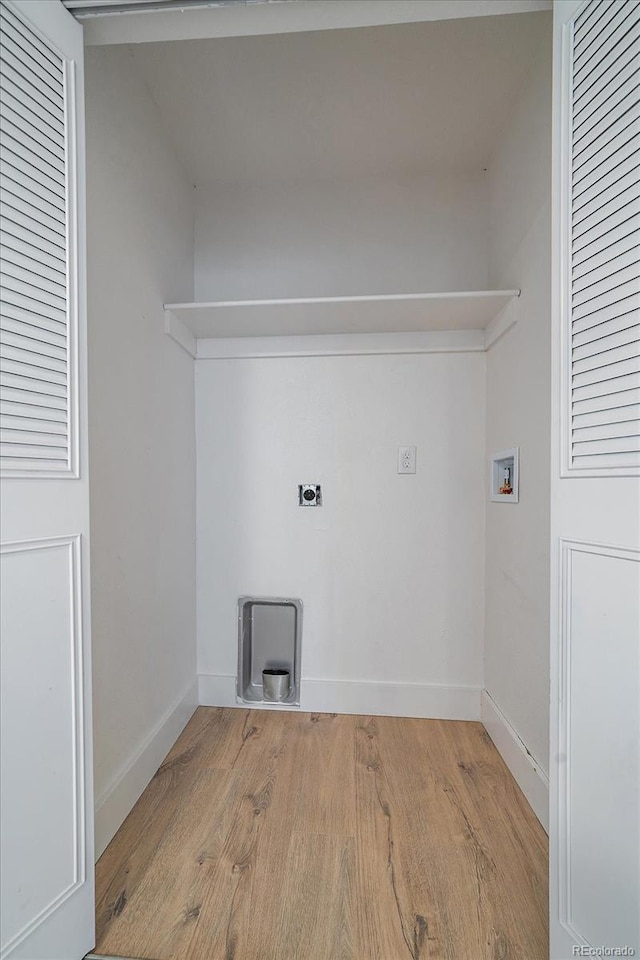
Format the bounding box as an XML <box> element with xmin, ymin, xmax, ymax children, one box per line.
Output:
<box><xmin>0</xmin><ymin>537</ymin><xmax>87</xmax><ymax>956</ymax></box>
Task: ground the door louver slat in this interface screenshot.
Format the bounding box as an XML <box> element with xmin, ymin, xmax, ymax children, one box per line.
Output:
<box><xmin>0</xmin><ymin>32</ymin><xmax>64</xmax><ymax>95</ymax></box>
<box><xmin>0</xmin><ymin>336</ymin><xmax>67</xmax><ymax>367</ymax></box>
<box><xmin>2</xmin><ymin>219</ymin><xmax>66</xmax><ymax>262</ymax></box>
<box><xmin>2</xmin><ymin>139</ymin><xmax>66</xmax><ymax>190</ymax></box>
<box><xmin>0</xmin><ymin>76</ymin><xmax>65</xmax><ymax>142</ymax></box>
<box><xmin>572</xmin><ymin>181</ymin><xmax>639</xmax><ymax>237</ymax></box>
<box><xmin>573</xmin><ymin>370</ymin><xmax>640</xmax><ymax>401</ymax></box>
<box><xmin>0</xmin><ymin>370</ymin><xmax>67</xmax><ymax>397</ymax></box>
<box><xmin>572</xmin><ymin>278</ymin><xmax>639</xmax><ymax>322</ymax></box>
<box><xmin>573</xmin><ymin>218</ymin><xmax>640</xmax><ymax>271</ymax></box>
<box><xmin>1</xmin><ymin>149</ymin><xmax>67</xmax><ymax>201</ymax></box>
<box><xmin>1</xmin><ymin>308</ymin><xmax>67</xmax><ymax>340</ymax></box>
<box><xmin>572</xmin><ymin>226</ymin><xmax>637</xmax><ymax>278</ymax></box>
<box><xmin>572</xmin><ymin>340</ymin><xmax>640</xmax><ymax>375</ymax></box>
<box><xmin>573</xmin><ymin>129</ymin><xmax>638</xmax><ymax>198</ymax></box>
<box><xmin>1</xmin><ymin>393</ymin><xmax>67</xmax><ymax>414</ymax></box>
<box><xmin>0</xmin><ymin>174</ymin><xmax>66</xmax><ymax>226</ymax></box>
<box><xmin>573</xmin><ymin>401</ymin><xmax>640</xmax><ymax>428</ymax></box>
<box><xmin>573</xmin><ymin>245</ymin><xmax>639</xmax><ymax>292</ymax></box>
<box><xmin>571</xmin><ymin>435</ymin><xmax>640</xmax><ymax>455</ymax></box>
<box><xmin>1</xmin><ymin>356</ymin><xmax>67</xmax><ymax>384</ymax></box>
<box><xmin>1</xmin><ymin>285</ymin><xmax>67</xmax><ymax>323</ymax></box>
<box><xmin>1</xmin><ymin>275</ymin><xmax>67</xmax><ymax>314</ymax></box>
<box><xmin>0</xmin><ymin>8</ymin><xmax>65</xmax><ymax>78</ymax></box>
<box><xmin>1</xmin><ymin>110</ymin><xmax>66</xmax><ymax>172</ymax></box>
<box><xmin>572</xmin><ymin>261</ymin><xmax>639</xmax><ymax>305</ymax></box>
<box><xmin>2</xmin><ymin>234</ymin><xmax>67</xmax><ymax>276</ymax></box>
<box><xmin>573</xmin><ymin>324</ymin><xmax>639</xmax><ymax>360</ymax></box>
<box><xmin>0</xmin><ymin>58</ymin><xmax>66</xmax><ymax>123</ymax></box>
<box><xmin>1</xmin><ymin>206</ymin><xmax>67</xmax><ymax>251</ymax></box>
<box><xmin>1</xmin><ymin>347</ymin><xmax>67</xmax><ymax>376</ymax></box>
<box><xmin>572</xmin><ymin>198</ymin><xmax>638</xmax><ymax>254</ymax></box>
<box><xmin>0</xmin><ymin>3</ymin><xmax>70</xmax><ymax>473</ymax></box>
<box><xmin>574</xmin><ymin>2</ymin><xmax>640</xmax><ymax>77</ymax></box>
<box><xmin>572</xmin><ymin>354</ymin><xmax>639</xmax><ymax>388</ymax></box>
<box><xmin>573</xmin><ymin>116</ymin><xmax>640</xmax><ymax>180</ymax></box>
<box><xmin>574</xmin><ymin>55</ymin><xmax>638</xmax><ymax>137</ymax></box>
<box><xmin>574</xmin><ymin>31</ymin><xmax>638</xmax><ymax>116</ymax></box>
<box><xmin>573</xmin><ymin>71</ymin><xmax>639</xmax><ymax>151</ymax></box>
<box><xmin>574</xmin><ymin>0</ymin><xmax>613</xmax><ymax>38</ymax></box>
<box><xmin>573</xmin><ymin>387</ymin><xmax>639</xmax><ymax>416</ymax></box>
<box><xmin>574</xmin><ymin>23</ymin><xmax>639</xmax><ymax>91</ymax></box>
<box><xmin>2</xmin><ymin>259</ymin><xmax>68</xmax><ymax>300</ymax></box>
<box><xmin>573</xmin><ymin>159</ymin><xmax>639</xmax><ymax>219</ymax></box>
<box><xmin>573</xmin><ymin>315</ymin><xmax>640</xmax><ymax>350</ymax></box>
<box><xmin>573</xmin><ymin>31</ymin><xmax>640</xmax><ymax>107</ymax></box>
<box><xmin>0</xmin><ymin>413</ymin><xmax>67</xmax><ymax>432</ymax></box>
<box><xmin>573</xmin><ymin>87</ymin><xmax>639</xmax><ymax>159</ymax></box>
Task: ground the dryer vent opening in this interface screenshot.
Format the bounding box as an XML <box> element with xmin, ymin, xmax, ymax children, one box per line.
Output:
<box><xmin>237</xmin><ymin>597</ymin><xmax>302</xmax><ymax>706</ymax></box>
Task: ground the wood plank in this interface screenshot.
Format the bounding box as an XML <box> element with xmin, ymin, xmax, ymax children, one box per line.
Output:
<box><xmin>95</xmin><ymin>768</ymin><xmax>240</xmax><ymax>960</ymax></box>
<box><xmin>96</xmin><ymin>709</ymin><xmax>295</xmax><ymax>960</ymax></box>
<box><xmin>95</xmin><ymin>739</ymin><xmax>203</xmax><ymax>947</ymax></box>
<box><xmin>274</xmin><ymin>833</ymin><xmax>356</xmax><ymax>960</ymax></box>
<box><xmin>289</xmin><ymin>712</ymin><xmax>357</xmax><ymax>837</ymax></box>
<box><xmin>376</xmin><ymin>717</ymin><xmax>548</xmax><ymax>958</ymax></box>
<box><xmin>179</xmin><ymin>711</ymin><xmax>294</xmax><ymax>959</ymax></box>
<box><xmin>373</xmin><ymin>717</ymin><xmax>507</xmax><ymax>957</ymax></box>
<box><xmin>236</xmin><ymin>712</ymin><xmax>325</xmax><ymax>959</ymax></box>
<box><xmin>353</xmin><ymin>716</ymin><xmax>418</xmax><ymax>960</ymax></box>
<box><xmin>430</xmin><ymin>720</ymin><xmax>549</xmax><ymax>958</ymax></box>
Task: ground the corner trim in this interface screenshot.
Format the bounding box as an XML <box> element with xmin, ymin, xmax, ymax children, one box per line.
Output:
<box><xmin>481</xmin><ymin>689</ymin><xmax>549</xmax><ymax>831</ymax></box>
<box><xmin>199</xmin><ymin>673</ymin><xmax>481</xmax><ymax>720</ymax></box>
<box><xmin>94</xmin><ymin>679</ymin><xmax>198</xmax><ymax>859</ymax></box>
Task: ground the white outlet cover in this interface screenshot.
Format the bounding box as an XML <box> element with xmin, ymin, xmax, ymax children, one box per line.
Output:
<box><xmin>398</xmin><ymin>445</ymin><xmax>417</xmax><ymax>474</ymax></box>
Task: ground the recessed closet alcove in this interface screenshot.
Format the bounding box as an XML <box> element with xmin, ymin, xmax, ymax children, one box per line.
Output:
<box><xmin>83</xmin><ymin>5</ymin><xmax>553</xmax><ymax>861</ymax></box>
<box><xmin>5</xmin><ymin>1</ymin><xmax>640</xmax><ymax>956</ymax></box>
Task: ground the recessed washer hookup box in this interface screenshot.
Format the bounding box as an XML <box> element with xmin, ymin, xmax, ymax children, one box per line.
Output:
<box><xmin>237</xmin><ymin>596</ymin><xmax>302</xmax><ymax>706</ymax></box>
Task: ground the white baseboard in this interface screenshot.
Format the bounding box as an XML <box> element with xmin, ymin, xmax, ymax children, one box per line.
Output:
<box><xmin>198</xmin><ymin>673</ymin><xmax>481</xmax><ymax>721</ymax></box>
<box><xmin>481</xmin><ymin>689</ymin><xmax>549</xmax><ymax>832</ymax></box>
<box><xmin>94</xmin><ymin>679</ymin><xmax>198</xmax><ymax>859</ymax></box>
<box><xmin>302</xmin><ymin>678</ymin><xmax>481</xmax><ymax>719</ymax></box>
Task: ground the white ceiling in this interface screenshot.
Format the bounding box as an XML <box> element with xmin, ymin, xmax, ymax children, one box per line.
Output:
<box><xmin>129</xmin><ymin>11</ymin><xmax>550</xmax><ymax>188</ymax></box>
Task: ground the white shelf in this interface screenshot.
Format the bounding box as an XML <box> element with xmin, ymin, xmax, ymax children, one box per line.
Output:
<box><xmin>164</xmin><ymin>289</ymin><xmax>520</xmax><ymax>358</ymax></box>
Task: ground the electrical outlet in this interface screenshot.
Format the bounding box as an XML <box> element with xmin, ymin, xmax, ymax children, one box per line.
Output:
<box><xmin>397</xmin><ymin>445</ymin><xmax>417</xmax><ymax>474</ymax></box>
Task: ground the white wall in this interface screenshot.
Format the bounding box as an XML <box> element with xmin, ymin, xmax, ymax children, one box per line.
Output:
<box><xmin>194</xmin><ymin>173</ymin><xmax>488</xmax><ymax>300</ymax></box>
<box><xmin>483</xmin><ymin>25</ymin><xmax>552</xmax><ymax>813</ymax></box>
<box><xmin>86</xmin><ymin>46</ymin><xmax>197</xmax><ymax>855</ymax></box>
<box><xmin>196</xmin><ymin>352</ymin><xmax>486</xmax><ymax>717</ymax></box>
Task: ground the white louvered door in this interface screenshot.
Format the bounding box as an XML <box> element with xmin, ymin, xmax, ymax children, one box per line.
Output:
<box><xmin>0</xmin><ymin>2</ymin><xmax>94</xmax><ymax>959</ymax></box>
<box><xmin>551</xmin><ymin>2</ymin><xmax>639</xmax><ymax>958</ymax></box>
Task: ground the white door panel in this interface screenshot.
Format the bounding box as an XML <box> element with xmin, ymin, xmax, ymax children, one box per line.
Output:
<box><xmin>559</xmin><ymin>542</ymin><xmax>639</xmax><ymax>949</ymax></box>
<box><xmin>551</xmin><ymin>1</ymin><xmax>640</xmax><ymax>957</ymax></box>
<box><xmin>0</xmin><ymin>2</ymin><xmax>94</xmax><ymax>958</ymax></box>
<box><xmin>0</xmin><ymin>538</ymin><xmax>87</xmax><ymax>952</ymax></box>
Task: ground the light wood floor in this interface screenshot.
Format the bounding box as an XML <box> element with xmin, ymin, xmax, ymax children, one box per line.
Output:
<box><xmin>95</xmin><ymin>708</ymin><xmax>548</xmax><ymax>960</ymax></box>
